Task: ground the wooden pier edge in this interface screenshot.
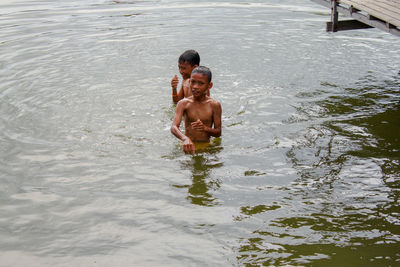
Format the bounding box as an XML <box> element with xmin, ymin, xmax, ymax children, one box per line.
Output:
<box><xmin>311</xmin><ymin>0</ymin><xmax>400</xmax><ymax>37</ymax></box>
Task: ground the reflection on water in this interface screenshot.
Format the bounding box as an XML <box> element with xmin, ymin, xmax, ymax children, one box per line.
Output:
<box><xmin>173</xmin><ymin>140</ymin><xmax>223</xmax><ymax>206</ymax></box>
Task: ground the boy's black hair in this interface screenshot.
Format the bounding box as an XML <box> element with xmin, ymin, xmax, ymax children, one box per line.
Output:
<box><xmin>192</xmin><ymin>66</ymin><xmax>212</xmax><ymax>83</ymax></box>
<box><xmin>178</xmin><ymin>50</ymin><xmax>200</xmax><ymax>66</ymax></box>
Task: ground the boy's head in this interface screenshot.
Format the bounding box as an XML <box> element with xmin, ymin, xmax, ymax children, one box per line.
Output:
<box><xmin>179</xmin><ymin>50</ymin><xmax>200</xmax><ymax>66</ymax></box>
<box><xmin>178</xmin><ymin>50</ymin><xmax>200</xmax><ymax>79</ymax></box>
<box><xmin>191</xmin><ymin>66</ymin><xmax>212</xmax><ymax>83</ymax></box>
<box><xmin>190</xmin><ymin>66</ymin><xmax>213</xmax><ymax>99</ymax></box>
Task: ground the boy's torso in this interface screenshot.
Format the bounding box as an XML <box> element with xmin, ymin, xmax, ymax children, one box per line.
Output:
<box><xmin>183</xmin><ymin>98</ymin><xmax>214</xmax><ymax>142</ymax></box>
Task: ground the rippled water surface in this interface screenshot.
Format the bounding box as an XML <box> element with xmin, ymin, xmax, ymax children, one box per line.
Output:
<box><xmin>1</xmin><ymin>0</ymin><xmax>400</xmax><ymax>266</ymax></box>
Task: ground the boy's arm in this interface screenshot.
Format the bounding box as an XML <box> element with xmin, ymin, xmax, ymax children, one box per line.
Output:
<box><xmin>171</xmin><ymin>75</ymin><xmax>184</xmax><ymax>104</ymax></box>
<box><xmin>173</xmin><ymin>86</ymin><xmax>184</xmax><ymax>104</ymax></box>
<box><xmin>207</xmin><ymin>101</ymin><xmax>222</xmax><ymax>137</ymax></box>
<box><xmin>170</xmin><ymin>101</ymin><xmax>195</xmax><ymax>154</ymax></box>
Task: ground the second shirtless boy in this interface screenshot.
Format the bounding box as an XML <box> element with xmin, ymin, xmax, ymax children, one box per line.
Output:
<box><xmin>171</xmin><ymin>50</ymin><xmax>209</xmax><ymax>103</ymax></box>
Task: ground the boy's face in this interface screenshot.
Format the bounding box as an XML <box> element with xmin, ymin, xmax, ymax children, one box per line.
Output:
<box><xmin>190</xmin><ymin>73</ymin><xmax>212</xmax><ymax>99</ymax></box>
<box><xmin>178</xmin><ymin>61</ymin><xmax>197</xmax><ymax>80</ymax></box>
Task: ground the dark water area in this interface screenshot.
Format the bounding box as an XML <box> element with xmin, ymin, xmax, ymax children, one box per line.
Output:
<box><xmin>0</xmin><ymin>0</ymin><xmax>400</xmax><ymax>266</ymax></box>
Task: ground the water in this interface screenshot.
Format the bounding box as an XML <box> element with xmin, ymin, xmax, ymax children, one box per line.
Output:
<box><xmin>1</xmin><ymin>0</ymin><xmax>399</xmax><ymax>266</ymax></box>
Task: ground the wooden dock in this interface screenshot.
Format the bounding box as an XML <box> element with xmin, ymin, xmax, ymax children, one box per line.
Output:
<box><xmin>311</xmin><ymin>0</ymin><xmax>400</xmax><ymax>37</ymax></box>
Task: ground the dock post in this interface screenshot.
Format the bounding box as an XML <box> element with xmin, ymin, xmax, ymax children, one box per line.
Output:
<box><xmin>329</xmin><ymin>0</ymin><xmax>339</xmax><ymax>32</ymax></box>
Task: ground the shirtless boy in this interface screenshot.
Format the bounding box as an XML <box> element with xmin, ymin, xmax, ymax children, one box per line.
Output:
<box><xmin>171</xmin><ymin>50</ymin><xmax>209</xmax><ymax>103</ymax></box>
<box><xmin>171</xmin><ymin>66</ymin><xmax>222</xmax><ymax>154</ymax></box>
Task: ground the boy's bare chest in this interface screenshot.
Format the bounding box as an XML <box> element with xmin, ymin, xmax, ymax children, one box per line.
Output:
<box><xmin>185</xmin><ymin>103</ymin><xmax>213</xmax><ymax>123</ymax></box>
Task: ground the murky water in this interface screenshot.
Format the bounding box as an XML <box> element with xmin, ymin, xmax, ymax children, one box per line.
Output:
<box><xmin>1</xmin><ymin>0</ymin><xmax>399</xmax><ymax>266</ymax></box>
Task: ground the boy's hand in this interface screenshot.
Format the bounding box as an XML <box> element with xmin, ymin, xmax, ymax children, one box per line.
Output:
<box><xmin>171</xmin><ymin>75</ymin><xmax>179</xmax><ymax>90</ymax></box>
<box><xmin>182</xmin><ymin>137</ymin><xmax>195</xmax><ymax>154</ymax></box>
<box><xmin>191</xmin><ymin>119</ymin><xmax>206</xmax><ymax>132</ymax></box>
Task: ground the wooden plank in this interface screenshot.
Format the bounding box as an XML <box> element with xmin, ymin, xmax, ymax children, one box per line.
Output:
<box><xmin>341</xmin><ymin>0</ymin><xmax>400</xmax><ymax>23</ymax></box>
<box><xmin>362</xmin><ymin>0</ymin><xmax>399</xmax><ymax>18</ymax></box>
<box><xmin>340</xmin><ymin>1</ymin><xmax>400</xmax><ymax>18</ymax></box>
<box><xmin>342</xmin><ymin>0</ymin><xmax>400</xmax><ymax>11</ymax></box>
<box><xmin>360</xmin><ymin>0</ymin><xmax>400</xmax><ymax>9</ymax></box>
<box><xmin>340</xmin><ymin>0</ymin><xmax>400</xmax><ymax>27</ymax></box>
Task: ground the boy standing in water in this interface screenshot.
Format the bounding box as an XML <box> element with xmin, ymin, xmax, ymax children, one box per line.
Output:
<box><xmin>171</xmin><ymin>50</ymin><xmax>209</xmax><ymax>103</ymax></box>
<box><xmin>171</xmin><ymin>66</ymin><xmax>222</xmax><ymax>154</ymax></box>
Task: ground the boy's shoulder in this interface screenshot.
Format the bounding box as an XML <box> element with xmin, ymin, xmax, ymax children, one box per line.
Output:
<box><xmin>206</xmin><ymin>96</ymin><xmax>221</xmax><ymax>106</ymax></box>
<box><xmin>185</xmin><ymin>96</ymin><xmax>195</xmax><ymax>102</ymax></box>
<box><xmin>177</xmin><ymin>96</ymin><xmax>194</xmax><ymax>106</ymax></box>
<box><xmin>180</xmin><ymin>96</ymin><xmax>220</xmax><ymax>106</ymax></box>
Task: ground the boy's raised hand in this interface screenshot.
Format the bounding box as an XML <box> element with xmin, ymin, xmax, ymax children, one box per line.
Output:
<box><xmin>171</xmin><ymin>75</ymin><xmax>179</xmax><ymax>90</ymax></box>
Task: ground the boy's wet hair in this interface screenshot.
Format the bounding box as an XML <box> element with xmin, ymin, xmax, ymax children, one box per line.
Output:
<box><xmin>179</xmin><ymin>50</ymin><xmax>200</xmax><ymax>66</ymax></box>
<box><xmin>192</xmin><ymin>66</ymin><xmax>212</xmax><ymax>83</ymax></box>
